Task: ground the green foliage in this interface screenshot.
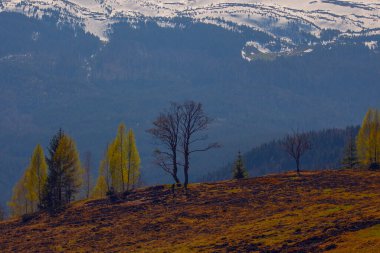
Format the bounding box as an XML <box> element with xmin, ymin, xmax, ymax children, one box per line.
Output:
<box><xmin>25</xmin><ymin>144</ymin><xmax>48</xmax><ymax>210</ymax></box>
<box><xmin>41</xmin><ymin>130</ymin><xmax>82</xmax><ymax>212</ymax></box>
<box><xmin>341</xmin><ymin>132</ymin><xmax>359</xmax><ymax>169</ymax></box>
<box><xmin>357</xmin><ymin>109</ymin><xmax>380</xmax><ymax>169</ymax></box>
<box><xmin>126</xmin><ymin>129</ymin><xmax>141</xmax><ymax>190</ymax></box>
<box><xmin>91</xmin><ymin>145</ymin><xmax>112</xmax><ymax>198</ymax></box>
<box><xmin>8</xmin><ymin>144</ymin><xmax>48</xmax><ymax>216</ymax></box>
<box><xmin>8</xmin><ymin>172</ymin><xmax>29</xmax><ymax>217</ymax></box>
<box><xmin>232</xmin><ymin>152</ymin><xmax>248</xmax><ymax>179</ymax></box>
<box><xmin>93</xmin><ymin>124</ymin><xmax>141</xmax><ymax>197</ymax></box>
<box><xmin>109</xmin><ymin>123</ymin><xmax>129</xmax><ymax>192</ymax></box>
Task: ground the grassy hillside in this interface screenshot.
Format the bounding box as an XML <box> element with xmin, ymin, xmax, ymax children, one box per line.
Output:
<box><xmin>0</xmin><ymin>170</ymin><xmax>380</xmax><ymax>252</ymax></box>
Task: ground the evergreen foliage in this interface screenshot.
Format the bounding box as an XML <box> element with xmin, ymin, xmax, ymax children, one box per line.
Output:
<box><xmin>232</xmin><ymin>152</ymin><xmax>248</xmax><ymax>179</ymax></box>
<box><xmin>41</xmin><ymin>130</ymin><xmax>82</xmax><ymax>211</ymax></box>
<box><xmin>341</xmin><ymin>131</ymin><xmax>358</xmax><ymax>169</ymax></box>
<box><xmin>0</xmin><ymin>205</ymin><xmax>4</xmax><ymax>221</ymax></box>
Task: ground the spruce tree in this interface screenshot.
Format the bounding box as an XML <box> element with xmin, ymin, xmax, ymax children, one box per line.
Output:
<box><xmin>41</xmin><ymin>130</ymin><xmax>82</xmax><ymax>211</ymax></box>
<box><xmin>232</xmin><ymin>151</ymin><xmax>248</xmax><ymax>179</ymax></box>
<box><xmin>0</xmin><ymin>205</ymin><xmax>4</xmax><ymax>221</ymax></box>
<box><xmin>341</xmin><ymin>132</ymin><xmax>358</xmax><ymax>169</ymax></box>
<box><xmin>41</xmin><ymin>129</ymin><xmax>64</xmax><ymax>211</ymax></box>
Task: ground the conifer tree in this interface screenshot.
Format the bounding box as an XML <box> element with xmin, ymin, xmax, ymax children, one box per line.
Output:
<box><xmin>41</xmin><ymin>130</ymin><xmax>82</xmax><ymax>211</ymax></box>
<box><xmin>109</xmin><ymin>123</ymin><xmax>128</xmax><ymax>192</ymax></box>
<box><xmin>25</xmin><ymin>144</ymin><xmax>47</xmax><ymax>210</ymax></box>
<box><xmin>126</xmin><ymin>129</ymin><xmax>141</xmax><ymax>190</ymax></box>
<box><xmin>357</xmin><ymin>109</ymin><xmax>380</xmax><ymax>169</ymax></box>
<box><xmin>341</xmin><ymin>132</ymin><xmax>358</xmax><ymax>169</ymax></box>
<box><xmin>232</xmin><ymin>151</ymin><xmax>248</xmax><ymax>179</ymax></box>
<box><xmin>0</xmin><ymin>204</ymin><xmax>4</xmax><ymax>221</ymax></box>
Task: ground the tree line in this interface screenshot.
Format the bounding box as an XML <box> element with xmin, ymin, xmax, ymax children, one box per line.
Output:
<box><xmin>228</xmin><ymin>108</ymin><xmax>380</xmax><ymax>182</ymax></box>
<box><xmin>207</xmin><ymin>106</ymin><xmax>379</xmax><ymax>182</ymax></box>
<box><xmin>8</xmin><ymin>124</ymin><xmax>140</xmax><ymax>216</ymax></box>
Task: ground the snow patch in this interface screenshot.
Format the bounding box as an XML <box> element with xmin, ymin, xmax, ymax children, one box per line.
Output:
<box><xmin>1</xmin><ymin>0</ymin><xmax>380</xmax><ymax>42</ymax></box>
<box><xmin>364</xmin><ymin>41</ymin><xmax>378</xmax><ymax>50</ymax></box>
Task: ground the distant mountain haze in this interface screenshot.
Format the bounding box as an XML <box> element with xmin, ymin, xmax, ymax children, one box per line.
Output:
<box><xmin>0</xmin><ymin>2</ymin><xmax>379</xmax><ymax>207</ymax></box>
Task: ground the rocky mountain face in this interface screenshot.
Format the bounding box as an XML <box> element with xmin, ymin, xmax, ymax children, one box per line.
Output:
<box><xmin>1</xmin><ymin>0</ymin><xmax>380</xmax><ymax>57</ymax></box>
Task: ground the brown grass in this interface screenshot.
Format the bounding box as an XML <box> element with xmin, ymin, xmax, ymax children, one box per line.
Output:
<box><xmin>0</xmin><ymin>170</ymin><xmax>380</xmax><ymax>252</ymax></box>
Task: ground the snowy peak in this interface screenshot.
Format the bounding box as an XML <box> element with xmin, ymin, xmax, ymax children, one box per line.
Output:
<box><xmin>1</xmin><ymin>0</ymin><xmax>380</xmax><ymax>43</ymax></box>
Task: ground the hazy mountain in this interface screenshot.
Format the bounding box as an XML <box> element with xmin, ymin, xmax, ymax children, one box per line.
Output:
<box><xmin>203</xmin><ymin>126</ymin><xmax>360</xmax><ymax>181</ymax></box>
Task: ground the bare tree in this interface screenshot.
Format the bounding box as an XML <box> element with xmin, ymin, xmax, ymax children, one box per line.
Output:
<box><xmin>148</xmin><ymin>101</ymin><xmax>219</xmax><ymax>189</ymax></box>
<box><xmin>148</xmin><ymin>103</ymin><xmax>182</xmax><ymax>184</ymax></box>
<box><xmin>282</xmin><ymin>131</ymin><xmax>311</xmax><ymax>176</ymax></box>
<box><xmin>179</xmin><ymin>101</ymin><xmax>220</xmax><ymax>189</ymax></box>
<box><xmin>83</xmin><ymin>151</ymin><xmax>92</xmax><ymax>198</ymax></box>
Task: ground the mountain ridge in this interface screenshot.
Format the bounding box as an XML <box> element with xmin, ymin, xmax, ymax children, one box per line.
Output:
<box><xmin>1</xmin><ymin>0</ymin><xmax>379</xmax><ymax>46</ymax></box>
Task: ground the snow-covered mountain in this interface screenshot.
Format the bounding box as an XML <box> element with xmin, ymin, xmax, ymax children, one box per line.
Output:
<box><xmin>1</xmin><ymin>0</ymin><xmax>380</xmax><ymax>43</ymax></box>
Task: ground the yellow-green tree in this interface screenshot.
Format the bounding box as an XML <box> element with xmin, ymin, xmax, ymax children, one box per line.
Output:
<box><xmin>25</xmin><ymin>144</ymin><xmax>47</xmax><ymax>210</ymax></box>
<box><xmin>8</xmin><ymin>145</ymin><xmax>48</xmax><ymax>216</ymax></box>
<box><xmin>91</xmin><ymin>146</ymin><xmax>111</xmax><ymax>198</ymax></box>
<box><xmin>357</xmin><ymin>109</ymin><xmax>380</xmax><ymax>169</ymax></box>
<box><xmin>8</xmin><ymin>172</ymin><xmax>29</xmax><ymax>217</ymax></box>
<box><xmin>109</xmin><ymin>123</ymin><xmax>128</xmax><ymax>192</ymax></box>
<box><xmin>126</xmin><ymin>129</ymin><xmax>141</xmax><ymax>190</ymax></box>
<box><xmin>91</xmin><ymin>175</ymin><xmax>108</xmax><ymax>198</ymax></box>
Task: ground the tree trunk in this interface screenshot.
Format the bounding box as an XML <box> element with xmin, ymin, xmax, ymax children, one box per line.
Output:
<box><xmin>127</xmin><ymin>158</ymin><xmax>131</xmax><ymax>191</ymax></box>
<box><xmin>296</xmin><ymin>158</ymin><xmax>301</xmax><ymax>176</ymax></box>
<box><xmin>172</xmin><ymin>152</ymin><xmax>181</xmax><ymax>184</ymax></box>
<box><xmin>184</xmin><ymin>150</ymin><xmax>190</xmax><ymax>190</ymax></box>
<box><xmin>184</xmin><ymin>166</ymin><xmax>189</xmax><ymax>190</ymax></box>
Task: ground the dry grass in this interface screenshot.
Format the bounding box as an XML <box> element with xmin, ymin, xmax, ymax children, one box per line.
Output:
<box><xmin>0</xmin><ymin>170</ymin><xmax>380</xmax><ymax>252</ymax></box>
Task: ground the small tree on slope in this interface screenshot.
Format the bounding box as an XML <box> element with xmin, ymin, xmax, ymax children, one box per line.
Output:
<box><xmin>341</xmin><ymin>131</ymin><xmax>359</xmax><ymax>169</ymax></box>
<box><xmin>232</xmin><ymin>151</ymin><xmax>248</xmax><ymax>179</ymax></box>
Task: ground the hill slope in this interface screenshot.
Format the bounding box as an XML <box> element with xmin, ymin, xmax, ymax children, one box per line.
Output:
<box><xmin>0</xmin><ymin>170</ymin><xmax>379</xmax><ymax>252</ymax></box>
